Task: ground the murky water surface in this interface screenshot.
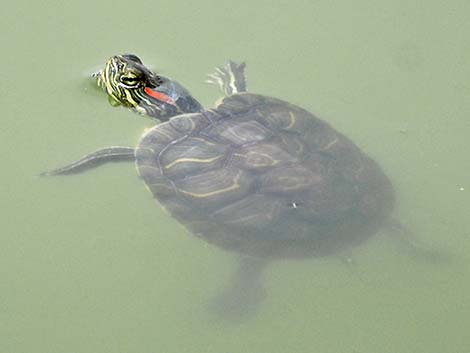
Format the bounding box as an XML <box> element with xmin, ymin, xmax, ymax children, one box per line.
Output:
<box><xmin>1</xmin><ymin>1</ymin><xmax>469</xmax><ymax>352</ymax></box>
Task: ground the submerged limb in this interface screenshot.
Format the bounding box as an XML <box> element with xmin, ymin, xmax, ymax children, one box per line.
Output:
<box><xmin>209</xmin><ymin>256</ymin><xmax>267</xmax><ymax>322</ymax></box>
<box><xmin>386</xmin><ymin>219</ymin><xmax>451</xmax><ymax>264</ymax></box>
<box><xmin>41</xmin><ymin>146</ymin><xmax>135</xmax><ymax>176</ymax></box>
<box><xmin>206</xmin><ymin>61</ymin><xmax>247</xmax><ymax>96</ymax></box>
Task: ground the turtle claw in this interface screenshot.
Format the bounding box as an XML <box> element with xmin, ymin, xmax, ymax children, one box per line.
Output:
<box><xmin>205</xmin><ymin>73</ymin><xmax>224</xmax><ymax>86</ymax></box>
<box><xmin>206</xmin><ymin>61</ymin><xmax>247</xmax><ymax>96</ymax></box>
<box><xmin>214</xmin><ymin>66</ymin><xmax>226</xmax><ymax>75</ymax></box>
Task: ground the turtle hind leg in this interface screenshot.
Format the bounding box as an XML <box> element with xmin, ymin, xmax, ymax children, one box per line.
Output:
<box><xmin>206</xmin><ymin>61</ymin><xmax>247</xmax><ymax>96</ymax></box>
<box><xmin>386</xmin><ymin>219</ymin><xmax>452</xmax><ymax>264</ymax></box>
<box><xmin>208</xmin><ymin>256</ymin><xmax>267</xmax><ymax>322</ymax></box>
<box><xmin>41</xmin><ymin>146</ymin><xmax>135</xmax><ymax>176</ymax></box>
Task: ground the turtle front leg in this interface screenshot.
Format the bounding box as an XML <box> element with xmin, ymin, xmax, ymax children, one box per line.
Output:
<box><xmin>41</xmin><ymin>146</ymin><xmax>135</xmax><ymax>176</ymax></box>
<box><xmin>206</xmin><ymin>61</ymin><xmax>247</xmax><ymax>96</ymax></box>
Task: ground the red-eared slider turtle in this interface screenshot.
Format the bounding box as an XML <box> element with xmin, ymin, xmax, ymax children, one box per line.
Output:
<box><xmin>44</xmin><ymin>54</ymin><xmax>396</xmax><ymax>318</ymax></box>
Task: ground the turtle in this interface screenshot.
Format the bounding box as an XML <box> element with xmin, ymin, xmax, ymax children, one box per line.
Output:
<box><xmin>43</xmin><ymin>54</ymin><xmax>397</xmax><ymax>318</ymax></box>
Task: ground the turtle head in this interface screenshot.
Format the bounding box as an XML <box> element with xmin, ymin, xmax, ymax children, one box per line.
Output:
<box><xmin>95</xmin><ymin>54</ymin><xmax>203</xmax><ymax>122</ymax></box>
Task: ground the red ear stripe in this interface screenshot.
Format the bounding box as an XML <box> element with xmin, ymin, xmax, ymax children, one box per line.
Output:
<box><xmin>144</xmin><ymin>87</ymin><xmax>176</xmax><ymax>105</ymax></box>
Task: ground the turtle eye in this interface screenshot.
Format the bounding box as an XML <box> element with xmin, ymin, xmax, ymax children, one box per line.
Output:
<box><xmin>119</xmin><ymin>72</ymin><xmax>142</xmax><ymax>87</ymax></box>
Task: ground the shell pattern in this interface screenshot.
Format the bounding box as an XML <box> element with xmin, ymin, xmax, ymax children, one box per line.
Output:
<box><xmin>135</xmin><ymin>93</ymin><xmax>394</xmax><ymax>258</ymax></box>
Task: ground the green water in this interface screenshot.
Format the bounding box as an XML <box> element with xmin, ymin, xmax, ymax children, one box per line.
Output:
<box><xmin>2</xmin><ymin>0</ymin><xmax>470</xmax><ymax>352</ymax></box>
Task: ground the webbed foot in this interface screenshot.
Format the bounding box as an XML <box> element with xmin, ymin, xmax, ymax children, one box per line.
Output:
<box><xmin>206</xmin><ymin>61</ymin><xmax>247</xmax><ymax>96</ymax></box>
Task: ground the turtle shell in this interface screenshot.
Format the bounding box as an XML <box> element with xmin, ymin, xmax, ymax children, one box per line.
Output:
<box><xmin>135</xmin><ymin>93</ymin><xmax>394</xmax><ymax>258</ymax></box>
